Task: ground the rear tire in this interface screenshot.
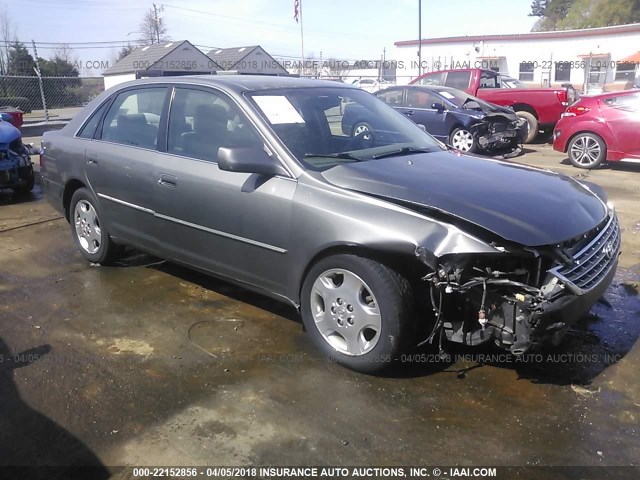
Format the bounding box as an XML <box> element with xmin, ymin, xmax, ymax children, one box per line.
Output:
<box><xmin>301</xmin><ymin>254</ymin><xmax>414</xmax><ymax>374</ymax></box>
<box><xmin>69</xmin><ymin>188</ymin><xmax>122</xmax><ymax>265</ymax></box>
<box><xmin>567</xmin><ymin>133</ymin><xmax>606</xmax><ymax>169</ymax></box>
<box><xmin>515</xmin><ymin>111</ymin><xmax>538</xmax><ymax>143</ymax></box>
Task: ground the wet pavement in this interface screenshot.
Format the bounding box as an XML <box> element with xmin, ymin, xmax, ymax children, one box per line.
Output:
<box><xmin>0</xmin><ymin>145</ymin><xmax>638</xmax><ymax>475</ymax></box>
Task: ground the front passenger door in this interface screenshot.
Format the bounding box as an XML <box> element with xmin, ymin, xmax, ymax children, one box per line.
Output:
<box><xmin>152</xmin><ymin>87</ymin><xmax>296</xmax><ymax>294</ymax></box>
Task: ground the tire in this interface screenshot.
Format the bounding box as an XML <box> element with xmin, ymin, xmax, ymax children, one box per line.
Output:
<box><xmin>567</xmin><ymin>133</ymin><xmax>606</xmax><ymax>169</ymax></box>
<box><xmin>515</xmin><ymin>111</ymin><xmax>538</xmax><ymax>143</ymax></box>
<box><xmin>301</xmin><ymin>254</ymin><xmax>414</xmax><ymax>374</ymax></box>
<box><xmin>69</xmin><ymin>188</ymin><xmax>121</xmax><ymax>265</ymax></box>
<box><xmin>11</xmin><ymin>167</ymin><xmax>35</xmax><ymax>195</ymax></box>
<box><xmin>352</xmin><ymin>121</ymin><xmax>372</xmax><ymax>139</ymax></box>
<box><xmin>449</xmin><ymin>127</ymin><xmax>478</xmax><ymax>153</ymax></box>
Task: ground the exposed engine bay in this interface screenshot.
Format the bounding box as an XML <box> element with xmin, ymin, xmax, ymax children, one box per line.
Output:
<box><xmin>415</xmin><ymin>210</ymin><xmax>621</xmax><ymax>356</ymax></box>
<box><xmin>0</xmin><ymin>119</ymin><xmax>34</xmax><ymax>194</ymax></box>
<box><xmin>470</xmin><ymin>113</ymin><xmax>528</xmax><ymax>157</ymax></box>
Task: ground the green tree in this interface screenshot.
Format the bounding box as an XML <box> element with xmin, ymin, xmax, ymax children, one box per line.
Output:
<box><xmin>7</xmin><ymin>41</ymin><xmax>36</xmax><ymax>76</ymax></box>
<box><xmin>558</xmin><ymin>0</ymin><xmax>640</xmax><ymax>29</ymax></box>
<box><xmin>116</xmin><ymin>44</ymin><xmax>134</xmax><ymax>61</ymax></box>
<box><xmin>39</xmin><ymin>56</ymin><xmax>79</xmax><ymax>77</ymax></box>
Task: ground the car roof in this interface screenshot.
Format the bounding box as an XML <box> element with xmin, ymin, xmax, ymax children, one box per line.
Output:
<box><xmin>112</xmin><ymin>75</ymin><xmax>357</xmax><ymax>94</ymax></box>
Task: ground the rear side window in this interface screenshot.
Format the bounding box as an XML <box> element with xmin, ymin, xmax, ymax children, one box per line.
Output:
<box><xmin>446</xmin><ymin>71</ymin><xmax>472</xmax><ymax>89</ymax></box>
<box><xmin>77</xmin><ymin>100</ymin><xmax>110</xmax><ymax>139</ymax></box>
<box><xmin>376</xmin><ymin>89</ymin><xmax>404</xmax><ymax>106</ymax></box>
<box><xmin>603</xmin><ymin>93</ymin><xmax>640</xmax><ymax>110</ymax></box>
<box><xmin>100</xmin><ymin>87</ymin><xmax>167</xmax><ymax>149</ymax></box>
<box><xmin>479</xmin><ymin>71</ymin><xmax>498</xmax><ymax>88</ymax></box>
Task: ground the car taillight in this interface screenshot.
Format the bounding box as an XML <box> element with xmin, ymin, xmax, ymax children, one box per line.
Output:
<box><xmin>561</xmin><ymin>104</ymin><xmax>590</xmax><ymax>117</ymax></box>
<box><xmin>556</xmin><ymin>90</ymin><xmax>568</xmax><ymax>105</ymax></box>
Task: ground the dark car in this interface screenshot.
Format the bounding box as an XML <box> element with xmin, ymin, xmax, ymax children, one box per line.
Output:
<box><xmin>343</xmin><ymin>85</ymin><xmax>527</xmax><ymax>154</ymax></box>
<box><xmin>553</xmin><ymin>90</ymin><xmax>640</xmax><ymax>169</ymax></box>
<box><xmin>42</xmin><ymin>76</ymin><xmax>619</xmax><ymax>373</ymax></box>
<box><xmin>0</xmin><ymin>118</ymin><xmax>35</xmax><ymax>194</ymax></box>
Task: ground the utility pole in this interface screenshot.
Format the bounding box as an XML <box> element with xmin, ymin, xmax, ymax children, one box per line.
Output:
<box><xmin>152</xmin><ymin>3</ymin><xmax>164</xmax><ymax>44</ymax></box>
<box><xmin>418</xmin><ymin>0</ymin><xmax>422</xmax><ymax>76</ymax></box>
<box><xmin>31</xmin><ymin>40</ymin><xmax>49</xmax><ymax>123</ymax></box>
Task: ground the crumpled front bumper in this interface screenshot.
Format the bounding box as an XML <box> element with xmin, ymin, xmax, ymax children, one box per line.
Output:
<box><xmin>0</xmin><ymin>152</ymin><xmax>33</xmax><ymax>188</ymax></box>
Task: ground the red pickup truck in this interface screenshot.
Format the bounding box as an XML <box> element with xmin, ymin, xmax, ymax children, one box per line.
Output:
<box><xmin>410</xmin><ymin>68</ymin><xmax>576</xmax><ymax>143</ymax></box>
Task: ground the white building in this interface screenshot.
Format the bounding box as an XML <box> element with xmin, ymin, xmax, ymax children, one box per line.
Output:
<box><xmin>394</xmin><ymin>23</ymin><xmax>640</xmax><ymax>93</ymax></box>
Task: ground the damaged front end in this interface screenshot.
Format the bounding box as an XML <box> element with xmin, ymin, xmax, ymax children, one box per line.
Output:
<box><xmin>415</xmin><ymin>210</ymin><xmax>621</xmax><ymax>355</ymax></box>
<box><xmin>470</xmin><ymin>113</ymin><xmax>528</xmax><ymax>158</ymax></box>
<box><xmin>0</xmin><ymin>120</ymin><xmax>34</xmax><ymax>194</ymax></box>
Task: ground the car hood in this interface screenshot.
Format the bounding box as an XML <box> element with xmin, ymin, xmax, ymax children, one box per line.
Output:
<box><xmin>321</xmin><ymin>151</ymin><xmax>608</xmax><ymax>247</ymax></box>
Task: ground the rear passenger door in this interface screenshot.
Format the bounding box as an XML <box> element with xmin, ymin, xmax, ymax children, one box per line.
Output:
<box><xmin>86</xmin><ymin>86</ymin><xmax>169</xmax><ymax>249</ymax></box>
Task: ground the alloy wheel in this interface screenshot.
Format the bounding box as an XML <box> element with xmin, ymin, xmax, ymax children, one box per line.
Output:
<box><xmin>451</xmin><ymin>129</ymin><xmax>474</xmax><ymax>152</ymax></box>
<box><xmin>74</xmin><ymin>200</ymin><xmax>101</xmax><ymax>254</ymax></box>
<box><xmin>570</xmin><ymin>135</ymin><xmax>602</xmax><ymax>167</ymax></box>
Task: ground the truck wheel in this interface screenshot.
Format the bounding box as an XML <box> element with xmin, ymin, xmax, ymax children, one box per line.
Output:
<box><xmin>516</xmin><ymin>111</ymin><xmax>538</xmax><ymax>143</ymax></box>
<box><xmin>567</xmin><ymin>133</ymin><xmax>606</xmax><ymax>169</ymax></box>
<box><xmin>300</xmin><ymin>254</ymin><xmax>414</xmax><ymax>374</ymax></box>
<box><xmin>69</xmin><ymin>188</ymin><xmax>122</xmax><ymax>265</ymax></box>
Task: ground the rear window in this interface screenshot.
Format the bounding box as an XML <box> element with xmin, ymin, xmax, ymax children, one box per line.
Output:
<box><xmin>445</xmin><ymin>71</ymin><xmax>471</xmax><ymax>90</ymax></box>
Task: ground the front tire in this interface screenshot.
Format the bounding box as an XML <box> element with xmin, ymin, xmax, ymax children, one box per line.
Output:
<box><xmin>567</xmin><ymin>133</ymin><xmax>606</xmax><ymax>169</ymax></box>
<box><xmin>449</xmin><ymin>127</ymin><xmax>477</xmax><ymax>153</ymax></box>
<box><xmin>301</xmin><ymin>254</ymin><xmax>414</xmax><ymax>374</ymax></box>
<box><xmin>69</xmin><ymin>188</ymin><xmax>121</xmax><ymax>264</ymax></box>
<box><xmin>11</xmin><ymin>167</ymin><xmax>35</xmax><ymax>195</ymax></box>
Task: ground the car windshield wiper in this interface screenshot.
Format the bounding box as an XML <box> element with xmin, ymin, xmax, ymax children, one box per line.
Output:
<box><xmin>372</xmin><ymin>147</ymin><xmax>432</xmax><ymax>159</ymax></box>
<box><xmin>304</xmin><ymin>152</ymin><xmax>361</xmax><ymax>161</ymax></box>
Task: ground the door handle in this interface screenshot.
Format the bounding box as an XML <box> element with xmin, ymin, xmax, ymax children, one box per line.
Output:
<box><xmin>86</xmin><ymin>154</ymin><xmax>99</xmax><ymax>165</ymax></box>
<box><xmin>403</xmin><ymin>110</ymin><xmax>415</xmax><ymax>116</ymax></box>
<box><xmin>158</xmin><ymin>174</ymin><xmax>177</xmax><ymax>187</ymax></box>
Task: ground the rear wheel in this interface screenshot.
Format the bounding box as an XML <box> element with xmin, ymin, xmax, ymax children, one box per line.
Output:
<box><xmin>449</xmin><ymin>128</ymin><xmax>477</xmax><ymax>153</ymax></box>
<box><xmin>69</xmin><ymin>188</ymin><xmax>121</xmax><ymax>264</ymax></box>
<box><xmin>301</xmin><ymin>254</ymin><xmax>414</xmax><ymax>374</ymax></box>
<box><xmin>515</xmin><ymin>111</ymin><xmax>538</xmax><ymax>143</ymax></box>
<box><xmin>567</xmin><ymin>133</ymin><xmax>606</xmax><ymax>169</ymax></box>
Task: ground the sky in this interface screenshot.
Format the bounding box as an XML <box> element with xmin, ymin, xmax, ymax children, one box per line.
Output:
<box><xmin>2</xmin><ymin>0</ymin><xmax>539</xmax><ymax>75</ymax></box>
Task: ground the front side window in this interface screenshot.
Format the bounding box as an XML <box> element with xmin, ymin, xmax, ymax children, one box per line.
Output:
<box><xmin>406</xmin><ymin>89</ymin><xmax>439</xmax><ymax>109</ymax></box>
<box><xmin>248</xmin><ymin>87</ymin><xmax>443</xmax><ymax>170</ymax></box>
<box><xmin>167</xmin><ymin>88</ymin><xmax>261</xmax><ymax>162</ymax></box>
<box><xmin>100</xmin><ymin>87</ymin><xmax>167</xmax><ymax>149</ymax></box>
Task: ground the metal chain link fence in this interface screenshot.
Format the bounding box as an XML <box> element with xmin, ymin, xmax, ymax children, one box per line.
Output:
<box><xmin>0</xmin><ymin>75</ymin><xmax>104</xmax><ymax>124</ymax></box>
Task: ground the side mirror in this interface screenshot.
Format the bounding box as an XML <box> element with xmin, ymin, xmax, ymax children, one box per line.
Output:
<box><xmin>431</xmin><ymin>102</ymin><xmax>445</xmax><ymax>112</ymax></box>
<box><xmin>217</xmin><ymin>147</ymin><xmax>288</xmax><ymax>177</ymax></box>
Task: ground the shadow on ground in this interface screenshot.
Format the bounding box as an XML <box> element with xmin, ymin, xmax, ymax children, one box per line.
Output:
<box><xmin>0</xmin><ymin>337</ymin><xmax>110</xmax><ymax>479</ymax></box>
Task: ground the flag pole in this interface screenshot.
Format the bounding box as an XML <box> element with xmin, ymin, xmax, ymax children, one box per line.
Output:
<box><xmin>300</xmin><ymin>0</ymin><xmax>305</xmax><ymax>76</ymax></box>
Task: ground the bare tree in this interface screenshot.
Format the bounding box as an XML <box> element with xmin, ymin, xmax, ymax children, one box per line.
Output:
<box><xmin>138</xmin><ymin>5</ymin><xmax>169</xmax><ymax>45</ymax></box>
<box><xmin>0</xmin><ymin>6</ymin><xmax>16</xmax><ymax>75</ymax></box>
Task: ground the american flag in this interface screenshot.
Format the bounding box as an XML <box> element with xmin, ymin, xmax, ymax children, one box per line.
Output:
<box><xmin>294</xmin><ymin>0</ymin><xmax>300</xmax><ymax>23</ymax></box>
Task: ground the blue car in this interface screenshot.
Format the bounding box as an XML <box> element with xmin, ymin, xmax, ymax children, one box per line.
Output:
<box><xmin>0</xmin><ymin>119</ymin><xmax>34</xmax><ymax>194</ymax></box>
<box><xmin>343</xmin><ymin>85</ymin><xmax>528</xmax><ymax>154</ymax></box>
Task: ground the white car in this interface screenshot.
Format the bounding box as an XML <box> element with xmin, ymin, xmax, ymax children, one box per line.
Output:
<box><xmin>351</xmin><ymin>78</ymin><xmax>380</xmax><ymax>93</ymax></box>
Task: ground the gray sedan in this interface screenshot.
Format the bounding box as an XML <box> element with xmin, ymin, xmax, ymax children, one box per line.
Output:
<box><xmin>41</xmin><ymin>76</ymin><xmax>619</xmax><ymax>373</ymax></box>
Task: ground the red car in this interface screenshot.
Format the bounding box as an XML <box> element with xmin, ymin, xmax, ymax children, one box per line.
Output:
<box><xmin>553</xmin><ymin>90</ymin><xmax>640</xmax><ymax>169</ymax></box>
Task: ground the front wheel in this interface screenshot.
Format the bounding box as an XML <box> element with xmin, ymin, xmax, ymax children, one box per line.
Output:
<box><xmin>11</xmin><ymin>166</ymin><xmax>35</xmax><ymax>195</ymax></box>
<box><xmin>449</xmin><ymin>128</ymin><xmax>477</xmax><ymax>153</ymax></box>
<box><xmin>301</xmin><ymin>254</ymin><xmax>414</xmax><ymax>374</ymax></box>
<box><xmin>567</xmin><ymin>133</ymin><xmax>606</xmax><ymax>169</ymax></box>
<box><xmin>69</xmin><ymin>188</ymin><xmax>121</xmax><ymax>264</ymax></box>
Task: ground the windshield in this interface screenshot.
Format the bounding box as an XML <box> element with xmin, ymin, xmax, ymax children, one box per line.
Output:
<box><xmin>437</xmin><ymin>89</ymin><xmax>497</xmax><ymax>111</ymax></box>
<box><xmin>248</xmin><ymin>87</ymin><xmax>443</xmax><ymax>170</ymax></box>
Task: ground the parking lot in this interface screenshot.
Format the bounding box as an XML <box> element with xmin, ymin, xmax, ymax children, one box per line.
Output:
<box><xmin>1</xmin><ymin>142</ymin><xmax>639</xmax><ymax>474</ymax></box>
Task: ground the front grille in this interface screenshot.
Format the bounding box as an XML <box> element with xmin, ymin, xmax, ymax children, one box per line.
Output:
<box><xmin>550</xmin><ymin>213</ymin><xmax>620</xmax><ymax>295</ymax></box>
